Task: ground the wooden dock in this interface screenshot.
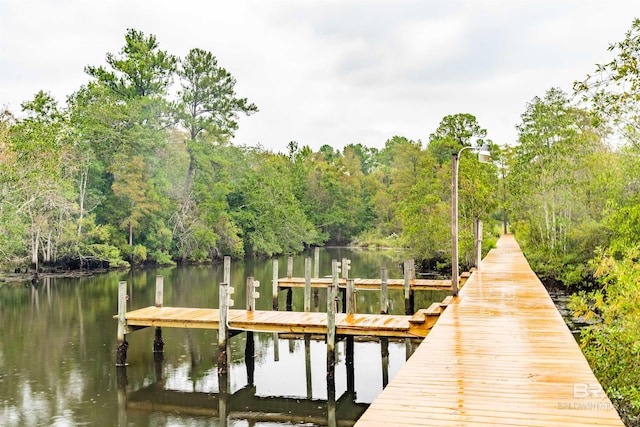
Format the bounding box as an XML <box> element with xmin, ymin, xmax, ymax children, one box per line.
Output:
<box><xmin>276</xmin><ymin>277</ymin><xmax>453</xmax><ymax>291</ymax></box>
<box><xmin>120</xmin><ymin>305</ymin><xmax>440</xmax><ymax>338</ymax></box>
<box><xmin>354</xmin><ymin>234</ymin><xmax>624</xmax><ymax>426</ymax></box>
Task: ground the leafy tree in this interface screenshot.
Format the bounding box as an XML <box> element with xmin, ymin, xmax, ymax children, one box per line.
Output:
<box><xmin>574</xmin><ymin>18</ymin><xmax>640</xmax><ymax>145</ymax></box>
<box><xmin>6</xmin><ymin>92</ymin><xmax>76</xmax><ymax>269</ymax></box>
<box><xmin>175</xmin><ymin>47</ymin><xmax>257</xmax><ymax>193</ymax></box>
<box><xmin>508</xmin><ymin>88</ymin><xmax>608</xmax><ymax>284</ymax></box>
<box><xmin>85</xmin><ymin>28</ymin><xmax>176</xmax><ymax>99</ymax></box>
<box><xmin>83</xmin><ymin>29</ymin><xmax>177</xmax><ymax>262</ymax></box>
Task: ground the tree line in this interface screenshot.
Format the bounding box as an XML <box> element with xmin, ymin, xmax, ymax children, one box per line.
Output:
<box><xmin>0</xmin><ymin>29</ymin><xmax>498</xmax><ymax>272</ymax></box>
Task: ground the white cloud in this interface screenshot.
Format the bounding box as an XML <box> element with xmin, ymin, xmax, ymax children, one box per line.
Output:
<box><xmin>1</xmin><ymin>0</ymin><xmax>638</xmax><ymax>152</ymax></box>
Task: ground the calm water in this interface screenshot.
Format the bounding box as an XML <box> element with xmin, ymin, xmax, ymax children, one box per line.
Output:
<box><xmin>0</xmin><ymin>248</ymin><xmax>448</xmax><ymax>426</ymax></box>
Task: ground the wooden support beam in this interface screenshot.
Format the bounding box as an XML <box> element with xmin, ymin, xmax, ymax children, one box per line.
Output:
<box><xmin>272</xmin><ymin>259</ymin><xmax>279</xmax><ymax>311</ymax></box>
<box><xmin>153</xmin><ymin>275</ymin><xmax>164</xmax><ymax>354</ymax></box>
<box><xmin>403</xmin><ymin>260</ymin><xmax>411</xmax><ymax>315</ymax></box>
<box><xmin>218</xmin><ymin>282</ymin><xmax>230</xmax><ymax>381</ymax></box>
<box><xmin>116</xmin><ymin>280</ymin><xmax>128</xmax><ymax>366</ymax></box>
<box><xmin>380</xmin><ymin>267</ymin><xmax>388</xmax><ymax>315</ymax></box>
<box><xmin>304</xmin><ymin>257</ymin><xmax>311</xmax><ymax>313</ymax></box>
<box><xmin>327</xmin><ymin>260</ymin><xmax>338</xmax><ymax>382</ymax></box>
<box><xmin>287</xmin><ymin>256</ymin><xmax>294</xmax><ymax>278</ymax></box>
<box><xmin>346</xmin><ymin>278</ymin><xmax>356</xmax><ymax>315</ymax></box>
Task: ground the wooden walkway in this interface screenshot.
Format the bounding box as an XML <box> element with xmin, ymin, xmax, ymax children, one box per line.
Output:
<box><xmin>354</xmin><ymin>235</ymin><xmax>624</xmax><ymax>427</ymax></box>
<box><xmin>121</xmin><ymin>306</ymin><xmax>440</xmax><ymax>338</ymax></box>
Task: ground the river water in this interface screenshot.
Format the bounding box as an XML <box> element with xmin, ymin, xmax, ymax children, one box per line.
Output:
<box><xmin>0</xmin><ymin>247</ymin><xmax>449</xmax><ymax>427</ymax></box>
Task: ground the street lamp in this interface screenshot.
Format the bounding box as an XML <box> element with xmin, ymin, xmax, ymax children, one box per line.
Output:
<box><xmin>451</xmin><ymin>143</ymin><xmax>491</xmax><ymax>296</ymax></box>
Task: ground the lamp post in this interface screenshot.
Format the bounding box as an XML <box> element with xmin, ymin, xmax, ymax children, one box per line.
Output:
<box><xmin>451</xmin><ymin>143</ymin><xmax>491</xmax><ymax>296</ymax></box>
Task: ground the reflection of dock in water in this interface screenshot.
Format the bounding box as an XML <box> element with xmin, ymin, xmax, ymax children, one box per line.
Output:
<box><xmin>125</xmin><ymin>383</ymin><xmax>367</xmax><ymax>426</ymax></box>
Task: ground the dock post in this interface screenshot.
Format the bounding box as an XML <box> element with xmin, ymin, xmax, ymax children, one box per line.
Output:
<box><xmin>340</xmin><ymin>258</ymin><xmax>350</xmax><ymax>313</ymax></box>
<box><xmin>305</xmin><ymin>334</ymin><xmax>312</xmax><ymax>398</ymax></box>
<box><xmin>116</xmin><ymin>281</ymin><xmax>128</xmax><ymax>366</ymax></box>
<box><xmin>404</xmin><ymin>260</ymin><xmax>412</xmax><ymax>315</ymax></box>
<box><xmin>272</xmin><ymin>260</ymin><xmax>280</xmax><ymax>361</ymax></box>
<box><xmin>381</xmin><ymin>337</ymin><xmax>389</xmax><ymax>387</ymax></box>
<box><xmin>346</xmin><ymin>278</ymin><xmax>356</xmax><ymax>315</ymax></box>
<box><xmin>153</xmin><ymin>275</ymin><xmax>164</xmax><ymax>355</ymax></box>
<box><xmin>287</xmin><ymin>256</ymin><xmax>294</xmax><ymax>278</ymax></box>
<box><xmin>304</xmin><ymin>257</ymin><xmax>311</xmax><ymax>312</ymax></box>
<box><xmin>224</xmin><ymin>256</ymin><xmax>231</xmax><ymax>287</ymax></box>
<box><xmin>246</xmin><ymin>276</ymin><xmax>259</xmax><ymax>311</ymax></box>
<box><xmin>285</xmin><ymin>257</ymin><xmax>293</xmax><ymax>310</ymax></box>
<box><xmin>410</xmin><ymin>259</ymin><xmax>416</xmax><ymax>314</ymax></box>
<box><xmin>327</xmin><ymin>260</ymin><xmax>338</xmax><ymax>384</ymax></box>
<box><xmin>272</xmin><ymin>259</ymin><xmax>279</xmax><ymax>310</ymax></box>
<box><xmin>245</xmin><ymin>277</ymin><xmax>256</xmax><ymax>384</ymax></box>
<box><xmin>380</xmin><ymin>267</ymin><xmax>388</xmax><ymax>315</ymax></box>
<box><xmin>286</xmin><ymin>287</ymin><xmax>293</xmax><ymax>311</ymax></box>
<box><xmin>218</xmin><ymin>282</ymin><xmax>231</xmax><ymax>385</ymax></box>
<box><xmin>313</xmin><ymin>247</ymin><xmax>320</xmax><ymax>308</ymax></box>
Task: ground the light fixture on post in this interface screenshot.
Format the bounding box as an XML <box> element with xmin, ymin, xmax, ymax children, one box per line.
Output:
<box><xmin>451</xmin><ymin>143</ymin><xmax>491</xmax><ymax>296</ymax></box>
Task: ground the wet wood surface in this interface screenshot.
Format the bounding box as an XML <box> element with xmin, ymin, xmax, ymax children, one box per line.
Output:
<box><xmin>354</xmin><ymin>234</ymin><xmax>624</xmax><ymax>426</ymax></box>
<box><xmin>122</xmin><ymin>306</ymin><xmax>438</xmax><ymax>338</ymax></box>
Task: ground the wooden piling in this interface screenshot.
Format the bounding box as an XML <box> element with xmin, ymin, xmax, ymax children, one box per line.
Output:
<box><xmin>380</xmin><ymin>267</ymin><xmax>388</xmax><ymax>315</ymax></box>
<box><xmin>218</xmin><ymin>282</ymin><xmax>230</xmax><ymax>378</ymax></box>
<box><xmin>286</xmin><ymin>287</ymin><xmax>293</xmax><ymax>311</ymax></box>
<box><xmin>287</xmin><ymin>256</ymin><xmax>294</xmax><ymax>278</ymax></box>
<box><xmin>305</xmin><ymin>334</ymin><xmax>312</xmax><ymax>398</ymax></box>
<box><xmin>381</xmin><ymin>338</ymin><xmax>389</xmax><ymax>388</ymax></box>
<box><xmin>272</xmin><ymin>259</ymin><xmax>279</xmax><ymax>310</ymax></box>
<box><xmin>155</xmin><ymin>275</ymin><xmax>164</xmax><ymax>308</ymax></box>
<box><xmin>346</xmin><ymin>276</ymin><xmax>356</xmax><ymax>394</ymax></box>
<box><xmin>116</xmin><ymin>281</ymin><xmax>128</xmax><ymax>366</ymax></box>
<box><xmin>304</xmin><ymin>257</ymin><xmax>311</xmax><ymax>312</ymax></box>
<box><xmin>244</xmin><ymin>276</ymin><xmax>256</xmax><ymax>385</ymax></box>
<box><xmin>224</xmin><ymin>256</ymin><xmax>231</xmax><ymax>287</ymax></box>
<box><xmin>342</xmin><ymin>258</ymin><xmax>350</xmax><ymax>279</ymax></box>
<box><xmin>272</xmin><ymin>259</ymin><xmax>280</xmax><ymax>359</ymax></box>
<box><xmin>153</xmin><ymin>275</ymin><xmax>164</xmax><ymax>354</ymax></box>
<box><xmin>346</xmin><ymin>278</ymin><xmax>356</xmax><ymax>315</ymax></box>
<box><xmin>403</xmin><ymin>260</ymin><xmax>412</xmax><ymax>315</ymax></box>
<box><xmin>245</xmin><ymin>330</ymin><xmax>255</xmax><ymax>386</ymax></box>
<box><xmin>346</xmin><ymin>334</ymin><xmax>355</xmax><ymax>393</ymax></box>
<box><xmin>327</xmin><ymin>260</ymin><xmax>338</xmax><ymax>382</ymax></box>
<box><xmin>246</xmin><ymin>277</ymin><xmax>256</xmax><ymax>311</ymax></box>
<box><xmin>313</xmin><ymin>247</ymin><xmax>320</xmax><ymax>308</ymax></box>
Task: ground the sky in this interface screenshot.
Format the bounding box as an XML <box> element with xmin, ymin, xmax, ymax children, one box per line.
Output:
<box><xmin>0</xmin><ymin>0</ymin><xmax>637</xmax><ymax>154</ymax></box>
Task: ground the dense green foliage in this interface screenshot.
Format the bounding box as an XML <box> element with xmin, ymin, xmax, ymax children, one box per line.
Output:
<box><xmin>0</xmin><ymin>30</ymin><xmax>497</xmax><ymax>270</ymax></box>
<box><xmin>506</xmin><ymin>18</ymin><xmax>640</xmax><ymax>421</ymax></box>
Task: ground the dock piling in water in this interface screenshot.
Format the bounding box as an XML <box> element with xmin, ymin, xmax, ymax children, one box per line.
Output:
<box><xmin>327</xmin><ymin>260</ymin><xmax>338</xmax><ymax>382</ymax></box>
<box><xmin>153</xmin><ymin>275</ymin><xmax>164</xmax><ymax>354</ymax></box>
<box><xmin>272</xmin><ymin>259</ymin><xmax>279</xmax><ymax>311</ymax></box>
<box><xmin>218</xmin><ymin>282</ymin><xmax>231</xmax><ymax>380</ymax></box>
<box><xmin>304</xmin><ymin>257</ymin><xmax>311</xmax><ymax>312</ymax></box>
<box><xmin>380</xmin><ymin>267</ymin><xmax>388</xmax><ymax>315</ymax></box>
<box><xmin>116</xmin><ymin>280</ymin><xmax>128</xmax><ymax>366</ymax></box>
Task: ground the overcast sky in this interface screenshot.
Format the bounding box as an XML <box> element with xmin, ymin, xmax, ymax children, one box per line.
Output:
<box><xmin>1</xmin><ymin>1</ymin><xmax>637</xmax><ymax>153</ymax></box>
